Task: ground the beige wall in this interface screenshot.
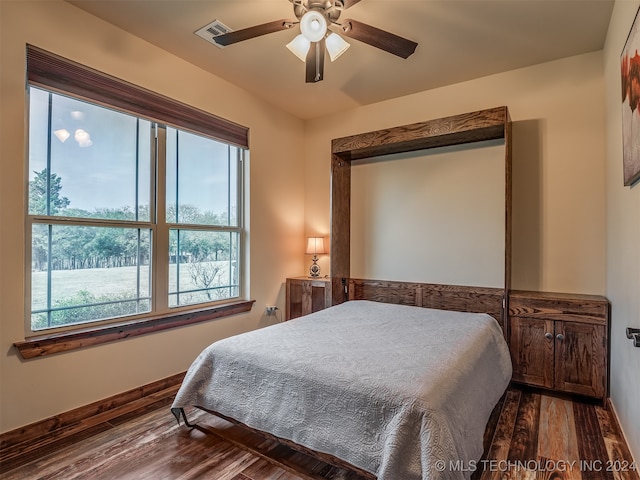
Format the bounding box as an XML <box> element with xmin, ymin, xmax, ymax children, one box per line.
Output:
<box><xmin>305</xmin><ymin>51</ymin><xmax>607</xmax><ymax>296</ymax></box>
<box><xmin>0</xmin><ymin>1</ymin><xmax>305</xmax><ymax>433</ymax></box>
<box><xmin>604</xmin><ymin>0</ymin><xmax>640</xmax><ymax>462</ymax></box>
<box><xmin>350</xmin><ymin>141</ymin><xmax>505</xmax><ymax>287</ymax></box>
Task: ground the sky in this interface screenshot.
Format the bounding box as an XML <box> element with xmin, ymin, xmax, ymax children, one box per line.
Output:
<box><xmin>29</xmin><ymin>87</ymin><xmax>239</xmax><ymax>223</ymax></box>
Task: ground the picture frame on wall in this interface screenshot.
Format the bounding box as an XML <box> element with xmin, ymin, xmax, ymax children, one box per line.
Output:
<box><xmin>621</xmin><ymin>6</ymin><xmax>640</xmax><ymax>186</ymax></box>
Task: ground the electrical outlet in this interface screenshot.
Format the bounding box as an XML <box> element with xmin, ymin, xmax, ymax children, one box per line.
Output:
<box><xmin>265</xmin><ymin>305</ymin><xmax>278</xmax><ymax>316</ymax></box>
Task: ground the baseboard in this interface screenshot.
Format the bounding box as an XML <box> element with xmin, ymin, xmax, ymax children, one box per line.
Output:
<box><xmin>606</xmin><ymin>397</ymin><xmax>639</xmax><ymax>469</ymax></box>
<box><xmin>0</xmin><ymin>371</ymin><xmax>186</xmax><ymax>473</ymax></box>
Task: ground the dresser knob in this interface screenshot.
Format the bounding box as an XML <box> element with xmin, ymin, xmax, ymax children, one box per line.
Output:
<box><xmin>556</xmin><ymin>333</ymin><xmax>565</xmax><ymax>341</ymax></box>
<box><xmin>545</xmin><ymin>332</ymin><xmax>553</xmax><ymax>340</ymax></box>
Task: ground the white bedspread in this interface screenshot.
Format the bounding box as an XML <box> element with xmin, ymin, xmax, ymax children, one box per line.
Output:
<box><xmin>171</xmin><ymin>300</ymin><xmax>512</xmax><ymax>480</ymax></box>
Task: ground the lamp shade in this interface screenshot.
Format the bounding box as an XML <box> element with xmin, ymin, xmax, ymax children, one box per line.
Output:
<box><xmin>325</xmin><ymin>32</ymin><xmax>350</xmax><ymax>62</ymax></box>
<box><xmin>286</xmin><ymin>34</ymin><xmax>311</xmax><ymax>62</ymax></box>
<box><xmin>300</xmin><ymin>10</ymin><xmax>327</xmax><ymax>42</ymax></box>
<box><xmin>305</xmin><ymin>237</ymin><xmax>327</xmax><ymax>255</ymax></box>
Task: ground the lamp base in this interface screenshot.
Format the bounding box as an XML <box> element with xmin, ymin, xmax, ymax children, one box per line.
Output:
<box><xmin>309</xmin><ymin>256</ymin><xmax>320</xmax><ymax>277</ymax></box>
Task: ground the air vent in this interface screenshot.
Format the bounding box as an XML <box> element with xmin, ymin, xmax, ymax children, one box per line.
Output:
<box><xmin>195</xmin><ymin>20</ymin><xmax>233</xmax><ymax>48</ymax></box>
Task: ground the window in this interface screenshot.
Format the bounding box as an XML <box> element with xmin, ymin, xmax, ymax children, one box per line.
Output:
<box><xmin>166</xmin><ymin>127</ymin><xmax>241</xmax><ymax>308</ymax></box>
<box><xmin>25</xmin><ymin>46</ymin><xmax>248</xmax><ymax>337</ymax></box>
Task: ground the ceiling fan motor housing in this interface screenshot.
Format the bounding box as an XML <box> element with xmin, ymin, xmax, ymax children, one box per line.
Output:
<box><xmin>293</xmin><ymin>0</ymin><xmax>343</xmax><ymax>24</ymax></box>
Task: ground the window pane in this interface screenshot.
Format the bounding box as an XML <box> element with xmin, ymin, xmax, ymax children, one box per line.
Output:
<box><xmin>31</xmin><ymin>224</ymin><xmax>151</xmax><ymax>330</ymax></box>
<box><xmin>166</xmin><ymin>128</ymin><xmax>239</xmax><ymax>226</ymax></box>
<box><xmin>169</xmin><ymin>229</ymin><xmax>239</xmax><ymax>307</ymax></box>
<box><xmin>28</xmin><ymin>87</ymin><xmax>151</xmax><ymax>221</ymax></box>
<box><xmin>137</xmin><ymin>121</ymin><xmax>152</xmax><ymax>221</ymax></box>
<box><xmin>28</xmin><ymin>88</ymin><xmax>49</xmax><ymax>211</ymax></box>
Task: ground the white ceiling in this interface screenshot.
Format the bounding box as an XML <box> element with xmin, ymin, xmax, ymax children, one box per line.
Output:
<box><xmin>67</xmin><ymin>0</ymin><xmax>614</xmax><ymax>120</ymax></box>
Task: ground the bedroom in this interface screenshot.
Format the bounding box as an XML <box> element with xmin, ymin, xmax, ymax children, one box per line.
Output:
<box><xmin>0</xmin><ymin>0</ymin><xmax>638</xmax><ymax>478</ymax></box>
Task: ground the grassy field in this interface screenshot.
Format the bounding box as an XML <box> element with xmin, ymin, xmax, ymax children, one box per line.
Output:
<box><xmin>31</xmin><ymin>261</ymin><xmax>234</xmax><ymax>310</ymax></box>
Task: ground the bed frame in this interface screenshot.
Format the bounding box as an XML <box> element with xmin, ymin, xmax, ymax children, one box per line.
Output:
<box><xmin>177</xmin><ymin>107</ymin><xmax>513</xmax><ymax>478</ymax></box>
<box><xmin>174</xmin><ymin>406</ymin><xmax>377</xmax><ymax>479</ymax></box>
<box><xmin>330</xmin><ymin>106</ymin><xmax>512</xmax><ymax>331</ymax></box>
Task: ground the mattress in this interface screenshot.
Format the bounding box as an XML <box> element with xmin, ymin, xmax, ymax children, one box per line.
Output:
<box><xmin>171</xmin><ymin>300</ymin><xmax>512</xmax><ymax>480</ymax></box>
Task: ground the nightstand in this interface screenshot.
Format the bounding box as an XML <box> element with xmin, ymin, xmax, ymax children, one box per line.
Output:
<box><xmin>285</xmin><ymin>277</ymin><xmax>331</xmax><ymax>320</ymax></box>
<box><xmin>508</xmin><ymin>290</ymin><xmax>610</xmax><ymax>400</ymax></box>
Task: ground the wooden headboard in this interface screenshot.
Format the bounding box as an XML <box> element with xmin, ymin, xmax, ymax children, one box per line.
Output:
<box><xmin>348</xmin><ymin>278</ymin><xmax>505</xmax><ymax>330</ymax></box>
<box><xmin>329</xmin><ymin>107</ymin><xmax>512</xmax><ymax>329</ymax></box>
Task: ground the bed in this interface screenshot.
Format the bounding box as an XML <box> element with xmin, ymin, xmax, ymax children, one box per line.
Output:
<box><xmin>173</xmin><ymin>107</ymin><xmax>513</xmax><ymax>478</ymax></box>
<box><xmin>171</xmin><ymin>299</ymin><xmax>512</xmax><ymax>480</ymax></box>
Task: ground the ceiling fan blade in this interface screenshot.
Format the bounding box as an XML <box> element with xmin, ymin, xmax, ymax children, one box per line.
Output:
<box><xmin>341</xmin><ymin>0</ymin><xmax>362</xmax><ymax>8</ymax></box>
<box><xmin>213</xmin><ymin>19</ymin><xmax>293</xmax><ymax>46</ymax></box>
<box><xmin>306</xmin><ymin>39</ymin><xmax>325</xmax><ymax>83</ymax></box>
<box><xmin>340</xmin><ymin>19</ymin><xmax>417</xmax><ymax>59</ymax></box>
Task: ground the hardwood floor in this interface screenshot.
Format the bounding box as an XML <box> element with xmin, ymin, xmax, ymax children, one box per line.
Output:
<box><xmin>1</xmin><ymin>386</ymin><xmax>637</xmax><ymax>480</ymax></box>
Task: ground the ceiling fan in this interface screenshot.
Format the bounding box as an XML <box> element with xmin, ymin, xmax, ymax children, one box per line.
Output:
<box><xmin>212</xmin><ymin>0</ymin><xmax>418</xmax><ymax>83</ymax></box>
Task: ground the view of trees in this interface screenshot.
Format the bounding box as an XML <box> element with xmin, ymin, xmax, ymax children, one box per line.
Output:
<box><xmin>30</xmin><ymin>168</ymin><xmax>234</xmax><ymax>273</ymax></box>
<box><xmin>29</xmin><ymin>168</ymin><xmax>70</xmax><ymax>215</ymax></box>
<box><xmin>30</xmin><ymin>167</ymin><xmax>238</xmax><ymax>328</ymax></box>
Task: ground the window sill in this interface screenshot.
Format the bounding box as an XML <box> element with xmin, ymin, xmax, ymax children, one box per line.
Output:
<box><xmin>14</xmin><ymin>300</ymin><xmax>255</xmax><ymax>359</ymax></box>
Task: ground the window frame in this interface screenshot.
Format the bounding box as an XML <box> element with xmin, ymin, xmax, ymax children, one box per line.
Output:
<box><xmin>17</xmin><ymin>46</ymin><xmax>253</xmax><ymax>357</ymax></box>
<box><xmin>159</xmin><ymin>125</ymin><xmax>245</xmax><ymax>312</ymax></box>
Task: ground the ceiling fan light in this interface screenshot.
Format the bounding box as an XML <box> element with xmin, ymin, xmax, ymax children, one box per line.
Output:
<box><xmin>326</xmin><ymin>32</ymin><xmax>350</xmax><ymax>62</ymax></box>
<box><xmin>300</xmin><ymin>10</ymin><xmax>327</xmax><ymax>42</ymax></box>
<box><xmin>74</xmin><ymin>128</ymin><xmax>93</xmax><ymax>148</ymax></box>
<box><xmin>53</xmin><ymin>129</ymin><xmax>70</xmax><ymax>143</ymax></box>
<box><xmin>286</xmin><ymin>34</ymin><xmax>311</xmax><ymax>62</ymax></box>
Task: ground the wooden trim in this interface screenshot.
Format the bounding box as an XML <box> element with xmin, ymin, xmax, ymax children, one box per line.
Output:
<box><xmin>330</xmin><ymin>153</ymin><xmax>351</xmax><ymax>305</ymax></box>
<box><xmin>329</xmin><ymin>107</ymin><xmax>512</xmax><ymax>322</ymax></box>
<box><xmin>26</xmin><ymin>45</ymin><xmax>249</xmax><ymax>148</ymax></box>
<box><xmin>331</xmin><ymin>106</ymin><xmax>508</xmax><ymax>160</ymax></box>
<box><xmin>504</xmin><ymin>109</ymin><xmax>513</xmax><ymax>334</ymax></box>
<box><xmin>14</xmin><ymin>300</ymin><xmax>255</xmax><ymax>359</ymax></box>
<box><xmin>0</xmin><ymin>372</ymin><xmax>185</xmax><ymax>471</ymax></box>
